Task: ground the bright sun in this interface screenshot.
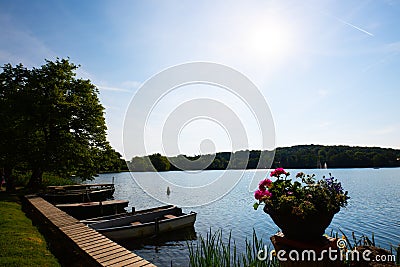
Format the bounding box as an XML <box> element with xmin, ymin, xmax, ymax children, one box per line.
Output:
<box><xmin>244</xmin><ymin>15</ymin><xmax>296</xmax><ymax>64</ymax></box>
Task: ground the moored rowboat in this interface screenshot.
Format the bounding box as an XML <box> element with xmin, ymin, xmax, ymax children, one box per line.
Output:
<box><xmin>56</xmin><ymin>199</ymin><xmax>128</xmax><ymax>219</ymax></box>
<box><xmin>42</xmin><ymin>183</ymin><xmax>115</xmax><ymax>204</ymax></box>
<box><xmin>89</xmin><ymin>206</ymin><xmax>197</xmax><ymax>240</ymax></box>
<box><xmin>80</xmin><ymin>204</ymin><xmax>176</xmax><ymax>224</ymax></box>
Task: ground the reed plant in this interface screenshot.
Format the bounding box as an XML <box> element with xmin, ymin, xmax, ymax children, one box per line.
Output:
<box><xmin>188</xmin><ymin>229</ymin><xmax>399</xmax><ymax>266</ymax></box>
<box><xmin>335</xmin><ymin>229</ymin><xmax>400</xmax><ymax>266</ymax></box>
<box><xmin>187</xmin><ymin>229</ymin><xmax>278</xmax><ymax>267</ymax></box>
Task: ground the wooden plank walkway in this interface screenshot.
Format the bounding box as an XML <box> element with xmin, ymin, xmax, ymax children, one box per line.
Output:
<box><xmin>25</xmin><ymin>195</ymin><xmax>156</xmax><ymax>267</ymax></box>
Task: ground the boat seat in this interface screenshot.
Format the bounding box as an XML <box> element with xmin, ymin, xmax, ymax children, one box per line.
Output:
<box><xmin>164</xmin><ymin>214</ymin><xmax>177</xmax><ymax>219</ymax></box>
<box><xmin>130</xmin><ymin>221</ymin><xmax>142</xmax><ymax>226</ymax></box>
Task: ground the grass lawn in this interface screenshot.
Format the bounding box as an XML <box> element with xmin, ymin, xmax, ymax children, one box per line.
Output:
<box><xmin>0</xmin><ymin>191</ymin><xmax>60</xmax><ymax>267</ymax></box>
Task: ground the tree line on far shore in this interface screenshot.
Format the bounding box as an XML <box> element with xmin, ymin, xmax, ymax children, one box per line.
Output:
<box><xmin>127</xmin><ymin>145</ymin><xmax>400</xmax><ymax>172</ymax></box>
<box><xmin>2</xmin><ymin>59</ymin><xmax>399</xmax><ymax>192</ymax></box>
<box><xmin>0</xmin><ymin>59</ymin><xmax>125</xmax><ymax>191</ymax></box>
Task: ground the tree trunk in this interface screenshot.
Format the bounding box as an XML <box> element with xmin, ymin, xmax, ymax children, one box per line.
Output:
<box><xmin>5</xmin><ymin>166</ymin><xmax>15</xmax><ymax>192</ymax></box>
<box><xmin>27</xmin><ymin>167</ymin><xmax>43</xmax><ymax>191</ymax></box>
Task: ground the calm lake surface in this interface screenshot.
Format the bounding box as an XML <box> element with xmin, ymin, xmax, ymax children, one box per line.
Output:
<box><xmin>89</xmin><ymin>168</ymin><xmax>400</xmax><ymax>266</ymax></box>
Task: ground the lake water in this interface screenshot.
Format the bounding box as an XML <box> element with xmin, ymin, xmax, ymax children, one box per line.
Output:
<box><xmin>89</xmin><ymin>168</ymin><xmax>400</xmax><ymax>266</ymax></box>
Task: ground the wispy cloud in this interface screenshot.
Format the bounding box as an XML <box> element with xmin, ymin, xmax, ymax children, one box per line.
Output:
<box><xmin>0</xmin><ymin>13</ymin><xmax>56</xmax><ymax>66</ymax></box>
<box><xmin>122</xmin><ymin>80</ymin><xmax>142</xmax><ymax>89</ymax></box>
<box><xmin>313</xmin><ymin>6</ymin><xmax>374</xmax><ymax>37</ymax></box>
<box><xmin>361</xmin><ymin>42</ymin><xmax>400</xmax><ymax>72</ymax></box>
<box><xmin>75</xmin><ymin>67</ymin><xmax>96</xmax><ymax>80</ymax></box>
<box><xmin>96</xmin><ymin>80</ymin><xmax>141</xmax><ymax>93</ymax></box>
<box><xmin>96</xmin><ymin>85</ymin><xmax>132</xmax><ymax>93</ymax></box>
<box><xmin>385</xmin><ymin>41</ymin><xmax>400</xmax><ymax>53</ymax></box>
<box><xmin>333</xmin><ymin>15</ymin><xmax>374</xmax><ymax>37</ymax></box>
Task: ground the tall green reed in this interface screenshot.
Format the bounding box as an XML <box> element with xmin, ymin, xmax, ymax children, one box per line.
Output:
<box><xmin>187</xmin><ymin>229</ymin><xmax>278</xmax><ymax>267</ymax></box>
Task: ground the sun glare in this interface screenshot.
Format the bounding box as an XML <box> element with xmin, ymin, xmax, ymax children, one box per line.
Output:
<box><xmin>244</xmin><ymin>15</ymin><xmax>297</xmax><ymax>64</ymax></box>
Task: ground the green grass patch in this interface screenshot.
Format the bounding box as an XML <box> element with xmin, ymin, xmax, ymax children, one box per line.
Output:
<box><xmin>0</xmin><ymin>193</ymin><xmax>60</xmax><ymax>267</ymax></box>
<box><xmin>41</xmin><ymin>173</ymin><xmax>77</xmax><ymax>187</ymax></box>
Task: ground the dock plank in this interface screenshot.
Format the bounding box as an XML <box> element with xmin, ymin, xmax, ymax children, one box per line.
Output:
<box><xmin>78</xmin><ymin>239</ymin><xmax>111</xmax><ymax>249</ymax></box>
<box><xmin>65</xmin><ymin>229</ymin><xmax>99</xmax><ymax>237</ymax></box>
<box><xmin>73</xmin><ymin>234</ymin><xmax>105</xmax><ymax>245</ymax></box>
<box><xmin>114</xmin><ymin>258</ymin><xmax>152</xmax><ymax>267</ymax></box>
<box><xmin>62</xmin><ymin>225</ymin><xmax>92</xmax><ymax>234</ymax></box>
<box><xmin>25</xmin><ymin>195</ymin><xmax>156</xmax><ymax>267</ymax></box>
<box><xmin>63</xmin><ymin>229</ymin><xmax>98</xmax><ymax>238</ymax></box>
<box><xmin>89</xmin><ymin>245</ymin><xmax>127</xmax><ymax>257</ymax></box>
<box><xmin>100</xmin><ymin>253</ymin><xmax>138</xmax><ymax>265</ymax></box>
<box><xmin>82</xmin><ymin>244</ymin><xmax>121</xmax><ymax>255</ymax></box>
<box><xmin>109</xmin><ymin>256</ymin><xmax>144</xmax><ymax>266</ymax></box>
<box><xmin>95</xmin><ymin>250</ymin><xmax>133</xmax><ymax>263</ymax></box>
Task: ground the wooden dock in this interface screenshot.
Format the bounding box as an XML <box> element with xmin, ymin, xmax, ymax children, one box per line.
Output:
<box><xmin>24</xmin><ymin>195</ymin><xmax>156</xmax><ymax>267</ymax></box>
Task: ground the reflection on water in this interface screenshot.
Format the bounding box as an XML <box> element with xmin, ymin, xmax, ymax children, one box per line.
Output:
<box><xmin>90</xmin><ymin>168</ymin><xmax>400</xmax><ymax>266</ymax></box>
<box><xmin>117</xmin><ymin>226</ymin><xmax>197</xmax><ymax>250</ymax></box>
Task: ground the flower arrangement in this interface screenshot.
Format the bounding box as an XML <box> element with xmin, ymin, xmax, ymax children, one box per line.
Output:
<box><xmin>253</xmin><ymin>168</ymin><xmax>349</xmax><ymax>219</ymax></box>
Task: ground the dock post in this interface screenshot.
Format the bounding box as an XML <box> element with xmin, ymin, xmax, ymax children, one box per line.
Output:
<box><xmin>155</xmin><ymin>218</ymin><xmax>160</xmax><ymax>236</ymax></box>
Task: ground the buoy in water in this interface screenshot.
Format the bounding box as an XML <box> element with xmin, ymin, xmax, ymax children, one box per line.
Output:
<box><xmin>167</xmin><ymin>186</ymin><xmax>171</xmax><ymax>196</ymax></box>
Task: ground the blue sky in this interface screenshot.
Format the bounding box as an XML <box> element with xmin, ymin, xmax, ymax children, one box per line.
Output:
<box><xmin>1</xmin><ymin>0</ymin><xmax>400</xmax><ymax>157</ymax></box>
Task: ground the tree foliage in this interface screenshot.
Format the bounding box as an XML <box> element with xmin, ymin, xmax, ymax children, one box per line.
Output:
<box><xmin>127</xmin><ymin>145</ymin><xmax>400</xmax><ymax>172</ymax></box>
<box><xmin>273</xmin><ymin>145</ymin><xmax>400</xmax><ymax>169</ymax></box>
<box><xmin>0</xmin><ymin>64</ymin><xmax>29</xmax><ymax>191</ymax></box>
<box><xmin>0</xmin><ymin>59</ymin><xmax>124</xmax><ymax>191</ymax></box>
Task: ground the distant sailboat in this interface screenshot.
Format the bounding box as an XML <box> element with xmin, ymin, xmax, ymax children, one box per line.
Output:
<box><xmin>323</xmin><ymin>162</ymin><xmax>328</xmax><ymax>169</ymax></box>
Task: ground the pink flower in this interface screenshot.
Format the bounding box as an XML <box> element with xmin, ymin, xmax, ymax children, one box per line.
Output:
<box><xmin>254</xmin><ymin>190</ymin><xmax>264</xmax><ymax>200</ymax></box>
<box><xmin>254</xmin><ymin>189</ymin><xmax>272</xmax><ymax>200</ymax></box>
<box><xmin>258</xmin><ymin>179</ymin><xmax>273</xmax><ymax>190</ymax></box>
<box><xmin>270</xmin><ymin>168</ymin><xmax>287</xmax><ymax>177</ymax></box>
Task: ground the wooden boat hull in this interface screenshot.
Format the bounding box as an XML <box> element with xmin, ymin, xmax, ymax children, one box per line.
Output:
<box><xmin>42</xmin><ymin>184</ymin><xmax>115</xmax><ymax>204</ymax></box>
<box><xmin>56</xmin><ymin>200</ymin><xmax>128</xmax><ymax>219</ymax></box>
<box><xmin>89</xmin><ymin>207</ymin><xmax>197</xmax><ymax>240</ymax></box>
<box><xmin>80</xmin><ymin>205</ymin><xmax>176</xmax><ymax>224</ymax></box>
<box><xmin>117</xmin><ymin>226</ymin><xmax>197</xmax><ymax>250</ymax></box>
<box><xmin>100</xmin><ymin>213</ymin><xmax>196</xmax><ymax>240</ymax></box>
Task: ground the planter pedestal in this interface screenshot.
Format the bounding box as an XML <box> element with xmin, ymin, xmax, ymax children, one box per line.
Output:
<box><xmin>270</xmin><ymin>232</ymin><xmax>345</xmax><ymax>267</ymax></box>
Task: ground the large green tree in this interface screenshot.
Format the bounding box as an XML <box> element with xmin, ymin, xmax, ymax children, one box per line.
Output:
<box><xmin>0</xmin><ymin>64</ymin><xmax>30</xmax><ymax>191</ymax></box>
<box><xmin>0</xmin><ymin>58</ymin><xmax>121</xmax><ymax>190</ymax></box>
